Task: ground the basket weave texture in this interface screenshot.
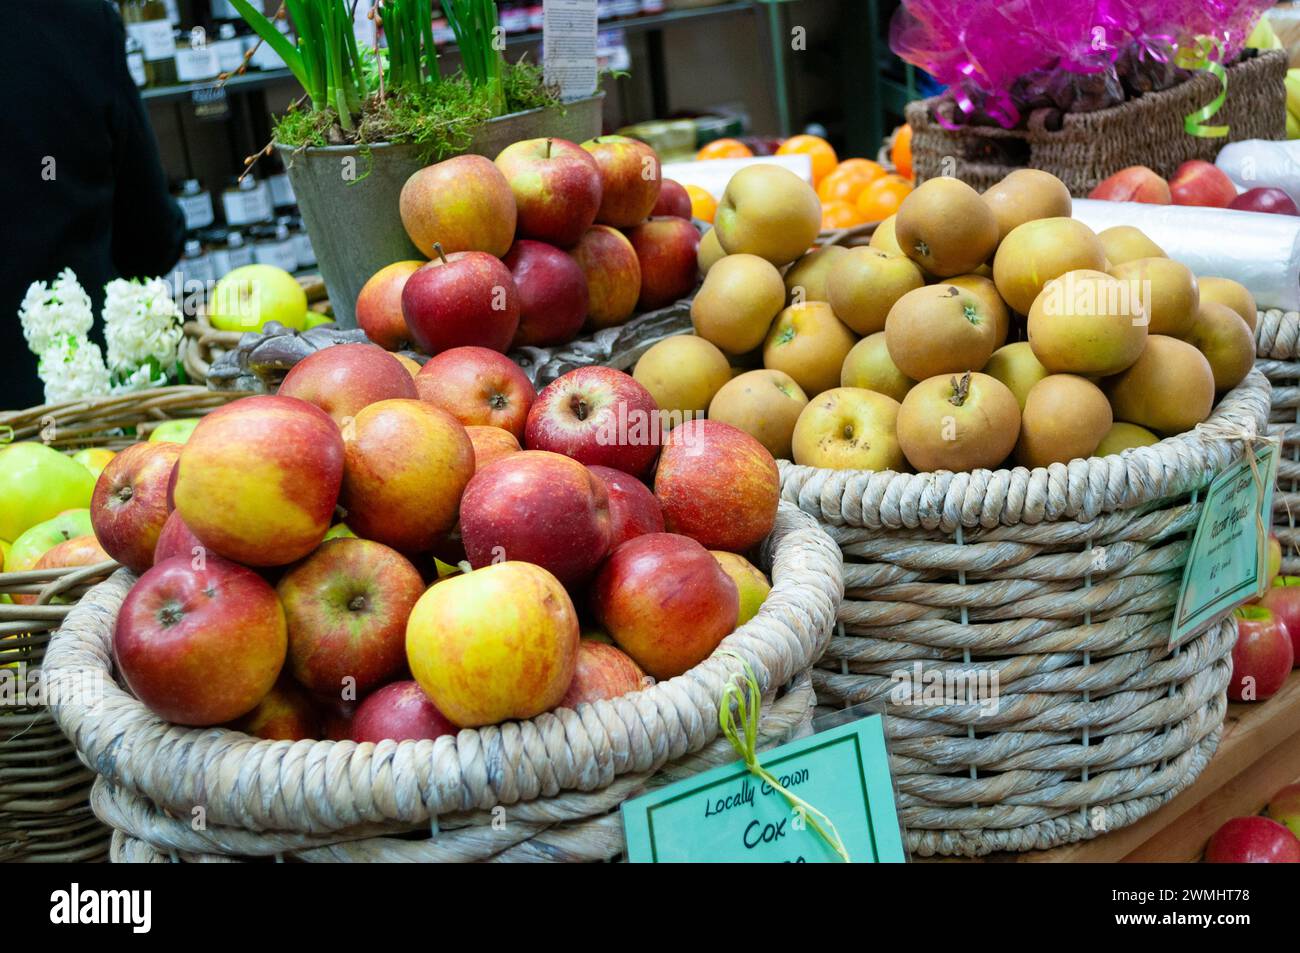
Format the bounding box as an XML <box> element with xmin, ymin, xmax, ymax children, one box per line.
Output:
<box><xmin>906</xmin><ymin>49</ymin><xmax>1287</xmax><ymax>195</ymax></box>
<box><xmin>43</xmin><ymin>503</ymin><xmax>842</xmax><ymax>863</ymax></box>
<box><xmin>1256</xmin><ymin>308</ymin><xmax>1300</xmax><ymax>575</ymax></box>
<box><xmin>779</xmin><ymin>370</ymin><xmax>1271</xmax><ymax>857</ymax></box>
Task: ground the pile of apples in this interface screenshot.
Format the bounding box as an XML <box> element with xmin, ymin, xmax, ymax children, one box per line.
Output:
<box><xmin>664</xmin><ymin>166</ymin><xmax>1260</xmax><ymax>473</ymax></box>
<box><xmin>1089</xmin><ymin>160</ymin><xmax>1299</xmax><ymax>215</ymax></box>
<box><xmin>76</xmin><ymin>340</ymin><xmax>780</xmax><ymax>740</ymax></box>
<box><xmin>354</xmin><ymin>134</ymin><xmax>702</xmax><ymax>358</ymax></box>
<box><xmin>1229</xmin><ymin>534</ymin><xmax>1299</xmax><ymax>706</ymax></box>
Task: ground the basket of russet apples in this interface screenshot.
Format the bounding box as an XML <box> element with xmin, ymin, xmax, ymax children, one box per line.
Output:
<box><xmin>40</xmin><ymin>346</ymin><xmax>842</xmax><ymax>862</ymax></box>
<box><xmin>671</xmin><ymin>165</ymin><xmax>1274</xmax><ymax>856</ymax></box>
<box><xmin>0</xmin><ymin>386</ymin><xmax>240</xmax><ymax>862</ymax></box>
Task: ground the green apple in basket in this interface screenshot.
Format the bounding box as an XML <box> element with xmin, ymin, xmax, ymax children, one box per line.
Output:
<box><xmin>6</xmin><ymin>509</ymin><xmax>94</xmax><ymax>573</ymax></box>
<box><xmin>0</xmin><ymin>443</ymin><xmax>96</xmax><ymax>543</ymax></box>
<box><xmin>208</xmin><ymin>264</ymin><xmax>308</xmax><ymax>333</ymax></box>
<box><xmin>148</xmin><ymin>419</ymin><xmax>201</xmax><ymax>444</ymax></box>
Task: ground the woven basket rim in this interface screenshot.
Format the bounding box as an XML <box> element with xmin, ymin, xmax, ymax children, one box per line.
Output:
<box><xmin>780</xmin><ymin>368</ymin><xmax>1271</xmax><ymax>531</ymax></box>
<box><xmin>42</xmin><ymin>501</ymin><xmax>842</xmax><ymax>834</ymax></box>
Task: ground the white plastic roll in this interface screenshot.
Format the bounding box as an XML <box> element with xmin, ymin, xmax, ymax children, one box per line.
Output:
<box><xmin>1215</xmin><ymin>139</ymin><xmax>1300</xmax><ymax>203</ymax></box>
<box><xmin>659</xmin><ymin>155</ymin><xmax>813</xmax><ymax>200</ymax></box>
<box><xmin>1071</xmin><ymin>198</ymin><xmax>1300</xmax><ymax>311</ymax></box>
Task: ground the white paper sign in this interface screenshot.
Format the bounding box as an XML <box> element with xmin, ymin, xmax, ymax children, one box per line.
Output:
<box><xmin>543</xmin><ymin>0</ymin><xmax>598</xmax><ymax>100</ymax></box>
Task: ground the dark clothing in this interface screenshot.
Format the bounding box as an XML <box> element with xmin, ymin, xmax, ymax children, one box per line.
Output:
<box><xmin>1</xmin><ymin>0</ymin><xmax>185</xmax><ymax>409</ymax></box>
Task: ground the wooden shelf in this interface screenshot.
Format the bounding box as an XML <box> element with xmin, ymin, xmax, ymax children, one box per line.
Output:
<box><xmin>932</xmin><ymin>670</ymin><xmax>1300</xmax><ymax>863</ymax></box>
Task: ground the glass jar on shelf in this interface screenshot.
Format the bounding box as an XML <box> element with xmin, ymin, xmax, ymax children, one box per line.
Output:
<box><xmin>120</xmin><ymin>0</ymin><xmax>178</xmax><ymax>87</ymax></box>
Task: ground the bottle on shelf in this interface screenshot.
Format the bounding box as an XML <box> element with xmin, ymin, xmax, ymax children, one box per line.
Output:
<box><xmin>264</xmin><ymin>152</ymin><xmax>296</xmax><ymax>211</ymax></box>
<box><xmin>175</xmin><ymin>27</ymin><xmax>221</xmax><ymax>84</ymax></box>
<box><xmin>223</xmin><ymin>230</ymin><xmax>256</xmax><ymax>274</ymax></box>
<box><xmin>213</xmin><ymin>23</ymin><xmax>245</xmax><ymax>74</ymax></box>
<box><xmin>125</xmin><ymin>34</ymin><xmax>147</xmax><ymax>88</ymax></box>
<box><xmin>221</xmin><ymin>175</ymin><xmax>275</xmax><ymax>229</ymax></box>
<box><xmin>290</xmin><ymin>219</ymin><xmax>316</xmax><ymax>270</ymax></box>
<box><xmin>174</xmin><ymin>179</ymin><xmax>215</xmax><ymax>232</ymax></box>
<box><xmin>120</xmin><ymin>0</ymin><xmax>178</xmax><ymax>87</ymax></box>
<box><xmin>179</xmin><ymin>238</ymin><xmax>216</xmax><ymax>287</ymax></box>
<box><xmin>252</xmin><ymin>220</ymin><xmax>299</xmax><ymax>274</ymax></box>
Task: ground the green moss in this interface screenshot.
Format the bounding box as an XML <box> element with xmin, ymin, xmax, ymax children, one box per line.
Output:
<box><xmin>273</xmin><ymin>61</ymin><xmax>561</xmax><ymax>161</ymax></box>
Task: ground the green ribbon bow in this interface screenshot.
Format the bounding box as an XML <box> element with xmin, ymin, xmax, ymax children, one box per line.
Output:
<box><xmin>718</xmin><ymin>655</ymin><xmax>851</xmax><ymax>863</ymax></box>
<box><xmin>1175</xmin><ymin>35</ymin><xmax>1230</xmax><ymax>138</ymax></box>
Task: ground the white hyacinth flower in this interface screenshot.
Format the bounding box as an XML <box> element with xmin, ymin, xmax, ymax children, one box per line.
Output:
<box><xmin>36</xmin><ymin>335</ymin><xmax>112</xmax><ymax>404</ymax></box>
<box><xmin>18</xmin><ymin>269</ymin><xmax>94</xmax><ymax>356</ymax></box>
<box><xmin>103</xmin><ymin>277</ymin><xmax>183</xmax><ymax>374</ymax></box>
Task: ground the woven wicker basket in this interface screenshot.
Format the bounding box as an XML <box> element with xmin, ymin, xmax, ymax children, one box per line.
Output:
<box><xmin>1256</xmin><ymin>309</ymin><xmax>1300</xmax><ymax>575</ymax></box>
<box><xmin>42</xmin><ymin>502</ymin><xmax>842</xmax><ymax>863</ymax></box>
<box><xmin>779</xmin><ymin>370</ymin><xmax>1271</xmax><ymax>857</ymax></box>
<box><xmin>906</xmin><ymin>49</ymin><xmax>1287</xmax><ymax>195</ymax></box>
<box><xmin>0</xmin><ymin>386</ymin><xmax>241</xmax><ymax>862</ymax></box>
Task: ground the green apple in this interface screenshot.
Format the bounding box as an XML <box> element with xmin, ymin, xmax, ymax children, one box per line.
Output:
<box><xmin>208</xmin><ymin>264</ymin><xmax>307</xmax><ymax>332</ymax></box>
<box><xmin>0</xmin><ymin>443</ymin><xmax>96</xmax><ymax>542</ymax></box>
<box><xmin>71</xmin><ymin>447</ymin><xmax>117</xmax><ymax>478</ymax></box>
<box><xmin>303</xmin><ymin>312</ymin><xmax>335</xmax><ymax>330</ymax></box>
<box><xmin>0</xmin><ymin>539</ymin><xmax>10</xmax><ymax>604</ymax></box>
<box><xmin>149</xmin><ymin>419</ymin><xmax>201</xmax><ymax>444</ymax></box>
<box><xmin>7</xmin><ymin>509</ymin><xmax>94</xmax><ymax>573</ymax></box>
<box><xmin>711</xmin><ymin>551</ymin><xmax>770</xmax><ymax>625</ymax></box>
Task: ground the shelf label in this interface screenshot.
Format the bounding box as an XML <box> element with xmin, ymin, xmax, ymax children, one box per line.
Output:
<box><xmin>620</xmin><ymin>713</ymin><xmax>905</xmax><ymax>863</ymax></box>
<box><xmin>1171</xmin><ymin>441</ymin><xmax>1279</xmax><ymax>648</ymax></box>
<box><xmin>543</xmin><ymin>0</ymin><xmax>598</xmax><ymax>100</ymax></box>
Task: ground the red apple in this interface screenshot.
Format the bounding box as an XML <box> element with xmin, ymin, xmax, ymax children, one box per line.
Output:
<box><xmin>173</xmin><ymin>396</ymin><xmax>345</xmax><ymax>567</ymax></box>
<box><xmin>356</xmin><ymin>260</ymin><xmax>424</xmax><ymax>350</ymax></box>
<box><xmin>654</xmin><ymin>419</ymin><xmax>779</xmax><ymax>552</ymax></box>
<box><xmin>321</xmin><ymin>698</ymin><xmax>356</xmax><ymax>740</ymax></box>
<box><xmin>1088</xmin><ymin>166</ymin><xmax>1171</xmax><ymax>203</ymax></box>
<box><xmin>525</xmin><ymin>366</ymin><xmax>662</xmax><ymax>477</ymax></box>
<box><xmin>494</xmin><ymin>137</ymin><xmax>602</xmax><ymax>247</ymax></box>
<box><xmin>90</xmin><ymin>441</ymin><xmax>183</xmax><ymax>573</ymax></box>
<box><xmin>277</xmin><ymin>538</ymin><xmax>425</xmax><ymax>697</ymax></box>
<box><xmin>626</xmin><ymin>217</ymin><xmax>701</xmax><ymax>311</ymax></box>
<box><xmin>113</xmin><ymin>555</ymin><xmax>287</xmax><ymax>725</ymax></box>
<box><xmin>229</xmin><ymin>677</ymin><xmax>321</xmax><ymax>740</ymax></box>
<box><xmin>1229</xmin><ymin>187</ymin><xmax>1300</xmax><ymax>215</ymax></box>
<box><xmin>459</xmin><ymin>450</ymin><xmax>612</xmax><ymax>584</ymax></box>
<box><xmin>399</xmin><ymin>153</ymin><xmax>517</xmax><ymax>258</ymax></box>
<box><xmin>582</xmin><ymin>135</ymin><xmax>662</xmax><ymax>227</ymax></box>
<box><xmin>571</xmin><ymin>225</ymin><xmax>642</xmax><ymax>330</ymax></box>
<box><xmin>1229</xmin><ymin>605</ymin><xmax>1294</xmax><ymax>701</ymax></box>
<box><xmin>465</xmin><ymin>425</ymin><xmax>521</xmax><ymax>472</ymax></box>
<box><xmin>588</xmin><ymin>464</ymin><xmax>664</xmax><ymax>547</ymax></box>
<box><xmin>153</xmin><ymin>509</ymin><xmax>203</xmax><ymax>565</ymax></box>
<box><xmin>350</xmin><ymin>680</ymin><xmax>456</xmax><ymax>743</ymax></box>
<box><xmin>1169</xmin><ymin>159</ymin><xmax>1238</xmax><ymax>208</ymax></box>
<box><xmin>415</xmin><ymin>345</ymin><xmax>536</xmax><ymax>440</ymax></box>
<box><xmin>652</xmin><ymin>178</ymin><xmax>692</xmax><ymax>219</ymax></box>
<box><xmin>401</xmin><ymin>249</ymin><xmax>521</xmax><ymax>355</ymax></box>
<box><xmin>278</xmin><ymin>342</ymin><xmax>418</xmax><ymax>426</ymax></box>
<box><xmin>339</xmin><ymin>399</ymin><xmax>475</xmax><ymax>554</ymax></box>
<box><xmin>1268</xmin><ymin>783</ymin><xmax>1300</xmax><ymax>839</ymax></box>
<box><xmin>502</xmin><ymin>240</ymin><xmax>589</xmax><ymax>347</ymax></box>
<box><xmin>13</xmin><ymin>535</ymin><xmax>112</xmax><ymax>606</ymax></box>
<box><xmin>1259</xmin><ymin>577</ymin><xmax>1300</xmax><ymax>665</ymax></box>
<box><xmin>558</xmin><ymin>639</ymin><xmax>647</xmax><ymax>708</ymax></box>
<box><xmin>1205</xmin><ymin>816</ymin><xmax>1300</xmax><ymax>863</ymax></box>
<box><xmin>592</xmin><ymin>532</ymin><xmax>739</xmax><ymax>680</ymax></box>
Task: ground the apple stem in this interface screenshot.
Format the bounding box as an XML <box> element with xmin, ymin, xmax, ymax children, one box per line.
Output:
<box><xmin>948</xmin><ymin>371</ymin><xmax>972</xmax><ymax>408</ymax></box>
<box><xmin>546</xmin><ymin>138</ymin><xmax>552</xmax><ymax>159</ymax></box>
<box><xmin>433</xmin><ymin>242</ymin><xmax>448</xmax><ymax>266</ymax></box>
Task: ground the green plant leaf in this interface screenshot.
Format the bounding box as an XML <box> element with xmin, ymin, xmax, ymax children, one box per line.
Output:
<box><xmin>227</xmin><ymin>0</ymin><xmax>308</xmax><ymax>89</ymax></box>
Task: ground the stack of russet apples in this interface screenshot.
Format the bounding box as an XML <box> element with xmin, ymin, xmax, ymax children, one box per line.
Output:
<box><xmin>656</xmin><ymin>166</ymin><xmax>1260</xmax><ymax>473</ymax></box>
<box><xmin>87</xmin><ymin>344</ymin><xmax>781</xmax><ymax>741</ymax></box>
<box><xmin>354</xmin><ymin>134</ymin><xmax>701</xmax><ymax>359</ymax></box>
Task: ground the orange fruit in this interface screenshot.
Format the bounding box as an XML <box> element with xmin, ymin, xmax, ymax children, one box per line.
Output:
<box><xmin>684</xmin><ymin>184</ymin><xmax>717</xmax><ymax>223</ymax></box>
<box><xmin>777</xmin><ymin>134</ymin><xmax>838</xmax><ymax>185</ymax></box>
<box><xmin>817</xmin><ymin>160</ymin><xmax>886</xmax><ymax>206</ymax></box>
<box><xmin>821</xmin><ymin>200</ymin><xmax>865</xmax><ymax>230</ymax></box>
<box><xmin>696</xmin><ymin>138</ymin><xmax>753</xmax><ymax>160</ymax></box>
<box><xmin>891</xmin><ymin>124</ymin><xmax>914</xmax><ymax>179</ymax></box>
<box><xmin>856</xmin><ymin>174</ymin><xmax>913</xmax><ymax>221</ymax></box>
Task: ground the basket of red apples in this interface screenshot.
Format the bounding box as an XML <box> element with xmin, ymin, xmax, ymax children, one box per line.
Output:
<box><xmin>41</xmin><ymin>357</ymin><xmax>841</xmax><ymax>862</ymax></box>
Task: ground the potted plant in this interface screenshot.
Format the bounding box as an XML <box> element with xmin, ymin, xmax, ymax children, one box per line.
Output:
<box><xmin>230</xmin><ymin>0</ymin><xmax>604</xmax><ymax>325</ymax></box>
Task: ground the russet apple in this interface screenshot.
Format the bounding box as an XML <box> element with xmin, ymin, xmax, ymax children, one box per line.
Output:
<box><xmin>350</xmin><ymin>680</ymin><xmax>456</xmax><ymax>743</ymax></box>
<box><xmin>582</xmin><ymin>135</ymin><xmax>662</xmax><ymax>227</ymax></box>
<box><xmin>588</xmin><ymin>464</ymin><xmax>664</xmax><ymax>548</ymax></box>
<box><xmin>406</xmin><ymin>560</ymin><xmax>580</xmax><ymax>727</ymax></box>
<box><xmin>401</xmin><ymin>248</ymin><xmax>521</xmax><ymax>355</ymax></box>
<box><xmin>90</xmin><ymin>440</ymin><xmax>182</xmax><ymax>573</ymax></box>
<box><xmin>626</xmin><ymin>217</ymin><xmax>701</xmax><ymax>311</ymax></box>
<box><xmin>113</xmin><ymin>555</ymin><xmax>287</xmax><ymax>726</ymax></box>
<box><xmin>1181</xmin><ymin>301</ymin><xmax>1254</xmax><ymax>392</ymax></box>
<box><xmin>525</xmin><ymin>366</ymin><xmax>662</xmax><ymax>477</ymax></box>
<box><xmin>495</xmin><ymin>137</ymin><xmax>602</xmax><ymax>246</ymax></box>
<box><xmin>697</xmin><ymin>227</ymin><xmax>726</xmax><ymax>275</ymax></box>
<box><xmin>356</xmin><ymin>260</ymin><xmax>424</xmax><ymax>350</ymax></box>
<box><xmin>399</xmin><ymin>153</ymin><xmax>516</xmax><ymax>258</ymax></box>
<box><xmin>1229</xmin><ymin>605</ymin><xmax>1294</xmax><ymax>701</ymax></box>
<box><xmin>153</xmin><ymin>509</ymin><xmax>204</xmax><ymax>565</ymax></box>
<box><xmin>277</xmin><ymin>342</ymin><xmax>418</xmax><ymax>426</ymax></box>
<box><xmin>691</xmin><ymin>252</ymin><xmax>786</xmax><ymax>355</ymax></box>
<box><xmin>173</xmin><ymin>396</ymin><xmax>344</xmax><ymax>567</ymax></box>
<box><xmin>1204</xmin><ymin>816</ymin><xmax>1300</xmax><ymax>863</ymax></box>
<box><xmin>983</xmin><ymin>342</ymin><xmax>1050</xmax><ymax>411</ymax></box>
<box><xmin>277</xmin><ymin>538</ymin><xmax>425</xmax><ymax>697</ymax></box>
<box><xmin>841</xmin><ymin>332</ymin><xmax>915</xmax><ymax>404</ymax></box>
<box><xmin>715</xmin><ymin>164</ymin><xmax>821</xmax><ymax>266</ymax></box>
<box><xmin>559</xmin><ymin>639</ymin><xmax>647</xmax><ymax>707</ymax></box>
<box><xmin>711</xmin><ymin>550</ymin><xmax>770</xmax><ymax>625</ymax></box>
<box><xmin>632</xmin><ymin>335</ymin><xmax>731</xmax><ymax>422</ymax></box>
<box><xmin>763</xmin><ymin>302</ymin><xmax>858</xmax><ymax>397</ymax></box>
<box><xmin>825</xmin><ymin>247</ymin><xmax>925</xmax><ymax>335</ymax></box>
<box><xmin>592</xmin><ymin>532</ymin><xmax>739</xmax><ymax>680</ymax></box>
<box><xmin>572</xmin><ymin>225</ymin><xmax>641</xmax><ymax>329</ymax></box>
<box><xmin>708</xmin><ymin>368</ymin><xmax>809</xmax><ymax>460</ymax></box>
<box><xmin>459</xmin><ymin>450</ymin><xmax>612</xmax><ymax>584</ymax></box>
<box><xmin>415</xmin><ymin>345</ymin><xmax>536</xmax><ymax>440</ymax></box>
<box><xmin>502</xmin><ymin>239</ymin><xmax>589</xmax><ymax>347</ymax></box>
<box><xmin>784</xmin><ymin>245</ymin><xmax>850</xmax><ymax>304</ymax></box>
<box><xmin>465</xmin><ymin>424</ymin><xmax>521</xmax><ymax>472</ymax></box>
<box><xmin>654</xmin><ymin>419</ymin><xmax>779</xmax><ymax>552</ymax></box>
<box><xmin>229</xmin><ymin>677</ymin><xmax>320</xmax><ymax>741</ymax></box>
<box><xmin>791</xmin><ymin>386</ymin><xmax>905</xmax><ymax>470</ymax></box>
<box><xmin>651</xmin><ymin>178</ymin><xmax>692</xmax><ymax>220</ymax></box>
<box><xmin>340</xmin><ymin>399</ymin><xmax>475</xmax><ymax>554</ymax></box>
